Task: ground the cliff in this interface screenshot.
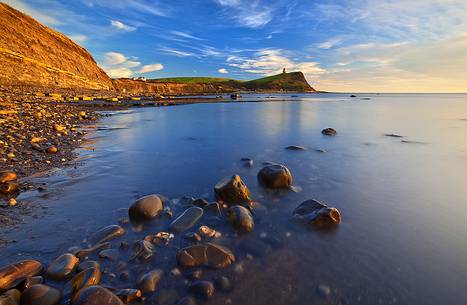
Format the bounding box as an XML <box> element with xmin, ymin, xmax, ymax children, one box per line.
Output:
<box><xmin>0</xmin><ymin>3</ymin><xmax>113</xmax><ymax>91</ymax></box>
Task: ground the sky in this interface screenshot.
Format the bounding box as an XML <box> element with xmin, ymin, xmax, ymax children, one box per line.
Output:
<box><xmin>3</xmin><ymin>0</ymin><xmax>467</xmax><ymax>92</ymax></box>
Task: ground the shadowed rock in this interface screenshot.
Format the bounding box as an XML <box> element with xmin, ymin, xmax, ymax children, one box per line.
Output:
<box><xmin>0</xmin><ymin>289</ymin><xmax>20</xmax><ymax>305</ymax></box>
<box><xmin>227</xmin><ymin>206</ymin><xmax>254</xmax><ymax>233</ymax></box>
<box><xmin>293</xmin><ymin>199</ymin><xmax>341</xmax><ymax>228</ymax></box>
<box><xmin>0</xmin><ymin>171</ymin><xmax>17</xmax><ymax>184</ymax></box>
<box><xmin>0</xmin><ymin>260</ymin><xmax>43</xmax><ymax>291</ymax></box>
<box><xmin>214</xmin><ymin>175</ymin><xmax>251</xmax><ymax>205</ymax></box>
<box><xmin>169</xmin><ymin>207</ymin><xmax>204</xmax><ymax>233</ymax></box>
<box><xmin>114</xmin><ymin>289</ymin><xmax>141</xmax><ymax>303</ymax></box>
<box><xmin>257</xmin><ymin>164</ymin><xmax>292</xmax><ymax>189</ymax></box>
<box><xmin>177</xmin><ymin>243</ymin><xmax>235</xmax><ymax>269</ymax></box>
<box><xmin>285</xmin><ymin>145</ymin><xmax>306</xmax><ymax>151</ymax></box>
<box><xmin>129</xmin><ymin>195</ymin><xmax>164</xmax><ymax>222</ymax></box>
<box><xmin>136</xmin><ymin>269</ymin><xmax>163</xmax><ymax>294</ymax></box>
<box><xmin>88</xmin><ymin>225</ymin><xmax>125</xmax><ymax>246</ymax></box>
<box><xmin>20</xmin><ymin>284</ymin><xmax>61</xmax><ymax>305</ymax></box>
<box><xmin>188</xmin><ymin>281</ymin><xmax>215</xmax><ymax>299</ymax></box>
<box><xmin>71</xmin><ymin>267</ymin><xmax>101</xmax><ymax>295</ymax></box>
<box><xmin>72</xmin><ymin>286</ymin><xmax>123</xmax><ymax>305</ymax></box>
<box><xmin>46</xmin><ymin>253</ymin><xmax>79</xmax><ymax>280</ymax></box>
<box><xmin>321</xmin><ymin>128</ymin><xmax>337</xmax><ymax>136</ymax></box>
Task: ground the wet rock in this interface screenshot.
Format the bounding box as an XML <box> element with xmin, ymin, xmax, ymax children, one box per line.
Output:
<box><xmin>257</xmin><ymin>164</ymin><xmax>292</xmax><ymax>189</ymax></box>
<box><xmin>285</xmin><ymin>145</ymin><xmax>306</xmax><ymax>151</ymax></box>
<box><xmin>46</xmin><ymin>146</ymin><xmax>58</xmax><ymax>154</ymax></box>
<box><xmin>293</xmin><ymin>199</ymin><xmax>341</xmax><ymax>228</ymax></box>
<box><xmin>145</xmin><ymin>232</ymin><xmax>174</xmax><ymax>246</ymax></box>
<box><xmin>198</xmin><ymin>226</ymin><xmax>221</xmax><ymax>238</ymax></box>
<box><xmin>77</xmin><ymin>261</ymin><xmax>99</xmax><ymax>273</ymax></box>
<box><xmin>184</xmin><ymin>269</ymin><xmax>203</xmax><ymax>280</ymax></box>
<box><xmin>239</xmin><ymin>239</ymin><xmax>271</xmax><ymax>257</ymax></box>
<box><xmin>316</xmin><ymin>284</ymin><xmax>331</xmax><ymax>298</ymax></box>
<box><xmin>240</xmin><ymin>158</ymin><xmax>253</xmax><ymax>168</ymax></box>
<box><xmin>8</xmin><ymin>198</ymin><xmax>16</xmax><ymax>207</ymax></box>
<box><xmin>0</xmin><ymin>182</ymin><xmax>19</xmax><ymax>195</ymax></box>
<box><xmin>71</xmin><ymin>286</ymin><xmax>123</xmax><ymax>305</ymax></box>
<box><xmin>0</xmin><ymin>289</ymin><xmax>20</xmax><ymax>305</ymax></box>
<box><xmin>18</xmin><ymin>276</ymin><xmax>43</xmax><ymax>290</ymax></box>
<box><xmin>114</xmin><ymin>289</ymin><xmax>141</xmax><ymax>303</ymax></box>
<box><xmin>0</xmin><ymin>171</ymin><xmax>17</xmax><ymax>184</ymax></box>
<box><xmin>71</xmin><ymin>268</ymin><xmax>101</xmax><ymax>294</ymax></box>
<box><xmin>75</xmin><ymin>242</ymin><xmax>111</xmax><ymax>259</ymax></box>
<box><xmin>184</xmin><ymin>232</ymin><xmax>202</xmax><ymax>242</ymax></box>
<box><xmin>0</xmin><ymin>260</ymin><xmax>43</xmax><ymax>291</ymax></box>
<box><xmin>88</xmin><ymin>225</ymin><xmax>125</xmax><ymax>246</ymax></box>
<box><xmin>188</xmin><ymin>281</ymin><xmax>215</xmax><ymax>299</ymax></box>
<box><xmin>20</xmin><ymin>284</ymin><xmax>61</xmax><ymax>305</ymax></box>
<box><xmin>179</xmin><ymin>196</ymin><xmax>195</xmax><ymax>206</ymax></box>
<box><xmin>169</xmin><ymin>207</ymin><xmax>204</xmax><ymax>233</ymax></box>
<box><xmin>214</xmin><ymin>175</ymin><xmax>251</xmax><ymax>205</ymax></box>
<box><xmin>227</xmin><ymin>206</ymin><xmax>254</xmax><ymax>233</ymax></box>
<box><xmin>215</xmin><ymin>276</ymin><xmax>232</xmax><ymax>292</ymax></box>
<box><xmin>136</xmin><ymin>269</ymin><xmax>163</xmax><ymax>293</ymax></box>
<box><xmin>130</xmin><ymin>240</ymin><xmax>154</xmax><ymax>262</ymax></box>
<box><xmin>321</xmin><ymin>128</ymin><xmax>337</xmax><ymax>136</ymax></box>
<box><xmin>98</xmin><ymin>249</ymin><xmax>119</xmax><ymax>261</ymax></box>
<box><xmin>176</xmin><ymin>296</ymin><xmax>196</xmax><ymax>305</ymax></box>
<box><xmin>192</xmin><ymin>199</ymin><xmax>209</xmax><ymax>207</ymax></box>
<box><xmin>128</xmin><ymin>195</ymin><xmax>164</xmax><ymax>222</ymax></box>
<box><xmin>177</xmin><ymin>243</ymin><xmax>235</xmax><ymax>269</ymax></box>
<box><xmin>46</xmin><ymin>254</ymin><xmax>79</xmax><ymax>280</ymax></box>
<box><xmin>204</xmin><ymin>202</ymin><xmax>222</xmax><ymax>216</ymax></box>
<box><xmin>119</xmin><ymin>271</ymin><xmax>130</xmax><ymax>282</ymax></box>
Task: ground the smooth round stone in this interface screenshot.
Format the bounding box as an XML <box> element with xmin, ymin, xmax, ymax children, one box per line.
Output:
<box><xmin>0</xmin><ymin>289</ymin><xmax>21</xmax><ymax>305</ymax></box>
<box><xmin>169</xmin><ymin>207</ymin><xmax>204</xmax><ymax>233</ymax></box>
<box><xmin>46</xmin><ymin>253</ymin><xmax>79</xmax><ymax>280</ymax></box>
<box><xmin>0</xmin><ymin>181</ymin><xmax>19</xmax><ymax>195</ymax></box>
<box><xmin>20</xmin><ymin>284</ymin><xmax>61</xmax><ymax>305</ymax></box>
<box><xmin>0</xmin><ymin>260</ymin><xmax>43</xmax><ymax>291</ymax></box>
<box><xmin>0</xmin><ymin>171</ymin><xmax>17</xmax><ymax>184</ymax></box>
<box><xmin>77</xmin><ymin>261</ymin><xmax>99</xmax><ymax>273</ymax></box>
<box><xmin>98</xmin><ymin>249</ymin><xmax>119</xmax><ymax>261</ymax></box>
<box><xmin>114</xmin><ymin>289</ymin><xmax>141</xmax><ymax>303</ymax></box>
<box><xmin>136</xmin><ymin>269</ymin><xmax>163</xmax><ymax>293</ymax></box>
<box><xmin>177</xmin><ymin>243</ymin><xmax>235</xmax><ymax>269</ymax></box>
<box><xmin>293</xmin><ymin>199</ymin><xmax>341</xmax><ymax>228</ymax></box>
<box><xmin>285</xmin><ymin>145</ymin><xmax>306</xmax><ymax>150</ymax></box>
<box><xmin>321</xmin><ymin>128</ymin><xmax>337</xmax><ymax>136</ymax></box>
<box><xmin>18</xmin><ymin>276</ymin><xmax>43</xmax><ymax>290</ymax></box>
<box><xmin>128</xmin><ymin>195</ymin><xmax>164</xmax><ymax>222</ymax></box>
<box><xmin>188</xmin><ymin>281</ymin><xmax>215</xmax><ymax>299</ymax></box>
<box><xmin>214</xmin><ymin>175</ymin><xmax>251</xmax><ymax>204</ymax></box>
<box><xmin>257</xmin><ymin>164</ymin><xmax>292</xmax><ymax>189</ymax></box>
<box><xmin>88</xmin><ymin>225</ymin><xmax>125</xmax><ymax>246</ymax></box>
<box><xmin>227</xmin><ymin>205</ymin><xmax>254</xmax><ymax>233</ymax></box>
<box><xmin>72</xmin><ymin>286</ymin><xmax>123</xmax><ymax>305</ymax></box>
<box><xmin>176</xmin><ymin>296</ymin><xmax>196</xmax><ymax>305</ymax></box>
<box><xmin>215</xmin><ymin>276</ymin><xmax>232</xmax><ymax>292</ymax></box>
<box><xmin>71</xmin><ymin>267</ymin><xmax>101</xmax><ymax>294</ymax></box>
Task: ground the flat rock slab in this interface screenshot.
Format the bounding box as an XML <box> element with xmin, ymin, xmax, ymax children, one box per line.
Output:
<box><xmin>177</xmin><ymin>243</ymin><xmax>235</xmax><ymax>269</ymax></box>
<box><xmin>88</xmin><ymin>225</ymin><xmax>125</xmax><ymax>246</ymax></box>
<box><xmin>169</xmin><ymin>207</ymin><xmax>204</xmax><ymax>233</ymax></box>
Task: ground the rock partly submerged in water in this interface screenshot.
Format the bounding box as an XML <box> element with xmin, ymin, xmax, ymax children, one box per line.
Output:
<box><xmin>257</xmin><ymin>164</ymin><xmax>292</xmax><ymax>189</ymax></box>
<box><xmin>0</xmin><ymin>181</ymin><xmax>18</xmax><ymax>195</ymax></box>
<box><xmin>188</xmin><ymin>281</ymin><xmax>215</xmax><ymax>299</ymax></box>
<box><xmin>46</xmin><ymin>253</ymin><xmax>79</xmax><ymax>280</ymax></box>
<box><xmin>285</xmin><ymin>145</ymin><xmax>306</xmax><ymax>151</ymax></box>
<box><xmin>214</xmin><ymin>175</ymin><xmax>251</xmax><ymax>205</ymax></box>
<box><xmin>129</xmin><ymin>194</ymin><xmax>164</xmax><ymax>222</ymax></box>
<box><xmin>88</xmin><ymin>225</ymin><xmax>125</xmax><ymax>246</ymax></box>
<box><xmin>136</xmin><ymin>269</ymin><xmax>163</xmax><ymax>294</ymax></box>
<box><xmin>71</xmin><ymin>267</ymin><xmax>101</xmax><ymax>295</ymax></box>
<box><xmin>0</xmin><ymin>260</ymin><xmax>43</xmax><ymax>291</ymax></box>
<box><xmin>321</xmin><ymin>128</ymin><xmax>337</xmax><ymax>136</ymax></box>
<box><xmin>293</xmin><ymin>199</ymin><xmax>341</xmax><ymax>228</ymax></box>
<box><xmin>177</xmin><ymin>243</ymin><xmax>235</xmax><ymax>269</ymax></box>
<box><xmin>169</xmin><ymin>207</ymin><xmax>204</xmax><ymax>233</ymax></box>
<box><xmin>0</xmin><ymin>289</ymin><xmax>21</xmax><ymax>305</ymax></box>
<box><xmin>20</xmin><ymin>284</ymin><xmax>62</xmax><ymax>305</ymax></box>
<box><xmin>227</xmin><ymin>206</ymin><xmax>254</xmax><ymax>233</ymax></box>
<box><xmin>72</xmin><ymin>286</ymin><xmax>123</xmax><ymax>305</ymax></box>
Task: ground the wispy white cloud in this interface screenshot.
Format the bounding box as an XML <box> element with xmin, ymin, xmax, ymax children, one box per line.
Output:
<box><xmin>111</xmin><ymin>20</ymin><xmax>137</xmax><ymax>32</ymax></box>
<box><xmin>99</xmin><ymin>52</ymin><xmax>163</xmax><ymax>78</ymax></box>
<box><xmin>218</xmin><ymin>68</ymin><xmax>229</xmax><ymax>74</ymax></box>
<box><xmin>140</xmin><ymin>63</ymin><xmax>164</xmax><ymax>73</ymax></box>
<box><xmin>84</xmin><ymin>0</ymin><xmax>169</xmax><ymax>17</ymax></box>
<box><xmin>316</xmin><ymin>37</ymin><xmax>342</xmax><ymax>50</ymax></box>
<box><xmin>213</xmin><ymin>0</ymin><xmax>275</xmax><ymax>28</ymax></box>
<box><xmin>160</xmin><ymin>47</ymin><xmax>196</xmax><ymax>57</ymax></box>
<box><xmin>170</xmin><ymin>31</ymin><xmax>205</xmax><ymax>41</ymax></box>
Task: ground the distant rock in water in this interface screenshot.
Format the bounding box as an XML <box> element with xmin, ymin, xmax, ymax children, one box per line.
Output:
<box><xmin>321</xmin><ymin>128</ymin><xmax>337</xmax><ymax>136</ymax></box>
<box><xmin>293</xmin><ymin>199</ymin><xmax>341</xmax><ymax>228</ymax></box>
<box><xmin>285</xmin><ymin>145</ymin><xmax>306</xmax><ymax>151</ymax></box>
<box><xmin>0</xmin><ymin>3</ymin><xmax>113</xmax><ymax>90</ymax></box>
<box><xmin>385</xmin><ymin>133</ymin><xmax>403</xmax><ymax>138</ymax></box>
<box><xmin>258</xmin><ymin>164</ymin><xmax>293</xmax><ymax>189</ymax></box>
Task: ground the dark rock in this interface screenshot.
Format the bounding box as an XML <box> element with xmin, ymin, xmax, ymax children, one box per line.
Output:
<box><xmin>240</xmin><ymin>158</ymin><xmax>253</xmax><ymax>168</ymax></box>
<box><xmin>215</xmin><ymin>276</ymin><xmax>232</xmax><ymax>292</ymax></box>
<box><xmin>204</xmin><ymin>202</ymin><xmax>222</xmax><ymax>216</ymax></box>
<box><xmin>0</xmin><ymin>260</ymin><xmax>43</xmax><ymax>291</ymax></box>
<box><xmin>188</xmin><ymin>281</ymin><xmax>215</xmax><ymax>299</ymax></box>
<box><xmin>350</xmin><ymin>95</ymin><xmax>356</xmax><ymax>98</ymax></box>
<box><xmin>128</xmin><ymin>194</ymin><xmax>164</xmax><ymax>222</ymax></box>
<box><xmin>285</xmin><ymin>145</ymin><xmax>306</xmax><ymax>151</ymax></box>
<box><xmin>0</xmin><ymin>289</ymin><xmax>20</xmax><ymax>305</ymax></box>
<box><xmin>77</xmin><ymin>261</ymin><xmax>99</xmax><ymax>273</ymax></box>
<box><xmin>71</xmin><ymin>267</ymin><xmax>101</xmax><ymax>295</ymax></box>
<box><xmin>20</xmin><ymin>284</ymin><xmax>61</xmax><ymax>305</ymax></box>
<box><xmin>239</xmin><ymin>238</ymin><xmax>271</xmax><ymax>257</ymax></box>
<box><xmin>0</xmin><ymin>182</ymin><xmax>18</xmax><ymax>195</ymax></box>
<box><xmin>227</xmin><ymin>206</ymin><xmax>254</xmax><ymax>233</ymax></box>
<box><xmin>321</xmin><ymin>128</ymin><xmax>337</xmax><ymax>136</ymax></box>
<box><xmin>98</xmin><ymin>249</ymin><xmax>119</xmax><ymax>261</ymax></box>
<box><xmin>75</xmin><ymin>243</ymin><xmax>111</xmax><ymax>259</ymax></box>
<box><xmin>184</xmin><ymin>269</ymin><xmax>202</xmax><ymax>280</ymax></box>
<box><xmin>119</xmin><ymin>271</ymin><xmax>130</xmax><ymax>282</ymax></box>
<box><xmin>136</xmin><ymin>269</ymin><xmax>163</xmax><ymax>293</ymax></box>
<box><xmin>214</xmin><ymin>175</ymin><xmax>251</xmax><ymax>205</ymax></box>
<box><xmin>46</xmin><ymin>253</ymin><xmax>79</xmax><ymax>280</ymax></box>
<box><xmin>131</xmin><ymin>240</ymin><xmax>154</xmax><ymax>262</ymax></box>
<box><xmin>257</xmin><ymin>164</ymin><xmax>292</xmax><ymax>189</ymax></box>
<box><xmin>177</xmin><ymin>243</ymin><xmax>235</xmax><ymax>269</ymax></box>
<box><xmin>192</xmin><ymin>199</ymin><xmax>209</xmax><ymax>207</ymax></box>
<box><xmin>184</xmin><ymin>232</ymin><xmax>202</xmax><ymax>242</ymax></box>
<box><xmin>169</xmin><ymin>207</ymin><xmax>204</xmax><ymax>233</ymax></box>
<box><xmin>88</xmin><ymin>225</ymin><xmax>125</xmax><ymax>246</ymax></box>
<box><xmin>114</xmin><ymin>289</ymin><xmax>141</xmax><ymax>303</ymax></box>
<box><xmin>293</xmin><ymin>199</ymin><xmax>341</xmax><ymax>228</ymax></box>
<box><xmin>71</xmin><ymin>286</ymin><xmax>123</xmax><ymax>305</ymax></box>
<box><xmin>316</xmin><ymin>284</ymin><xmax>331</xmax><ymax>298</ymax></box>
<box><xmin>18</xmin><ymin>276</ymin><xmax>43</xmax><ymax>290</ymax></box>
<box><xmin>179</xmin><ymin>196</ymin><xmax>195</xmax><ymax>206</ymax></box>
<box><xmin>385</xmin><ymin>133</ymin><xmax>403</xmax><ymax>138</ymax></box>
<box><xmin>176</xmin><ymin>296</ymin><xmax>196</xmax><ymax>305</ymax></box>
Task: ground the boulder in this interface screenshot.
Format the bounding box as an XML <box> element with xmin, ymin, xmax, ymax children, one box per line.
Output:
<box><xmin>321</xmin><ymin>128</ymin><xmax>337</xmax><ymax>136</ymax></box>
<box><xmin>72</xmin><ymin>286</ymin><xmax>123</xmax><ymax>305</ymax></box>
<box><xmin>88</xmin><ymin>225</ymin><xmax>125</xmax><ymax>246</ymax></box>
<box><xmin>214</xmin><ymin>175</ymin><xmax>251</xmax><ymax>204</ymax></box>
<box><xmin>20</xmin><ymin>284</ymin><xmax>61</xmax><ymax>305</ymax></box>
<box><xmin>257</xmin><ymin>164</ymin><xmax>292</xmax><ymax>188</ymax></box>
<box><xmin>293</xmin><ymin>199</ymin><xmax>341</xmax><ymax>228</ymax></box>
<box><xmin>177</xmin><ymin>243</ymin><xmax>235</xmax><ymax>269</ymax></box>
<box><xmin>46</xmin><ymin>253</ymin><xmax>79</xmax><ymax>280</ymax></box>
<box><xmin>0</xmin><ymin>260</ymin><xmax>43</xmax><ymax>291</ymax></box>
<box><xmin>227</xmin><ymin>206</ymin><xmax>254</xmax><ymax>233</ymax></box>
<box><xmin>136</xmin><ymin>269</ymin><xmax>163</xmax><ymax>293</ymax></box>
<box><xmin>71</xmin><ymin>267</ymin><xmax>101</xmax><ymax>295</ymax></box>
<box><xmin>128</xmin><ymin>195</ymin><xmax>164</xmax><ymax>222</ymax></box>
<box><xmin>169</xmin><ymin>207</ymin><xmax>203</xmax><ymax>233</ymax></box>
<box><xmin>0</xmin><ymin>171</ymin><xmax>17</xmax><ymax>184</ymax></box>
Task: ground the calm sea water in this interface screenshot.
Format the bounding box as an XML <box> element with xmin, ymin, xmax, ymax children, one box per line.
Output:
<box><xmin>3</xmin><ymin>93</ymin><xmax>467</xmax><ymax>305</ymax></box>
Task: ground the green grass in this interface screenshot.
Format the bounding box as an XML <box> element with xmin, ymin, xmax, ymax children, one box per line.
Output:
<box><xmin>149</xmin><ymin>77</ymin><xmax>235</xmax><ymax>84</ymax></box>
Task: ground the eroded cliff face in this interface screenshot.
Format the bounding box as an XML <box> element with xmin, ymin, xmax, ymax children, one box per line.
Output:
<box><xmin>112</xmin><ymin>79</ymin><xmax>237</xmax><ymax>95</ymax></box>
<box><xmin>0</xmin><ymin>3</ymin><xmax>113</xmax><ymax>91</ymax></box>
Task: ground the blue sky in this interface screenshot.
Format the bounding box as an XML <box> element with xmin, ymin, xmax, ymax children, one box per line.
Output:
<box><xmin>4</xmin><ymin>0</ymin><xmax>467</xmax><ymax>92</ymax></box>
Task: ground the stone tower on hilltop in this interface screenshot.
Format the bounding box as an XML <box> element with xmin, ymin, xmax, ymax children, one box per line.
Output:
<box><xmin>283</xmin><ymin>68</ymin><xmax>286</xmax><ymax>74</ymax></box>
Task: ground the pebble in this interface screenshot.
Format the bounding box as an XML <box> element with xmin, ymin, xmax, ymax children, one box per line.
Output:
<box><xmin>71</xmin><ymin>285</ymin><xmax>123</xmax><ymax>305</ymax></box>
<box><xmin>293</xmin><ymin>199</ymin><xmax>341</xmax><ymax>228</ymax></box>
<box><xmin>321</xmin><ymin>128</ymin><xmax>337</xmax><ymax>136</ymax></box>
<box><xmin>77</xmin><ymin>260</ymin><xmax>100</xmax><ymax>273</ymax></box>
<box><xmin>215</xmin><ymin>276</ymin><xmax>232</xmax><ymax>292</ymax></box>
<box><xmin>8</xmin><ymin>198</ymin><xmax>17</xmax><ymax>207</ymax></box>
<box><xmin>227</xmin><ymin>205</ymin><xmax>254</xmax><ymax>233</ymax></box>
<box><xmin>71</xmin><ymin>267</ymin><xmax>101</xmax><ymax>294</ymax></box>
<box><xmin>177</xmin><ymin>243</ymin><xmax>235</xmax><ymax>269</ymax></box>
<box><xmin>46</xmin><ymin>253</ymin><xmax>79</xmax><ymax>280</ymax></box>
<box><xmin>169</xmin><ymin>207</ymin><xmax>204</xmax><ymax>233</ymax></box>
<box><xmin>188</xmin><ymin>281</ymin><xmax>215</xmax><ymax>299</ymax></box>
<box><xmin>88</xmin><ymin>225</ymin><xmax>125</xmax><ymax>246</ymax></box>
<box><xmin>136</xmin><ymin>269</ymin><xmax>164</xmax><ymax>293</ymax></box>
<box><xmin>214</xmin><ymin>175</ymin><xmax>251</xmax><ymax>205</ymax></box>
